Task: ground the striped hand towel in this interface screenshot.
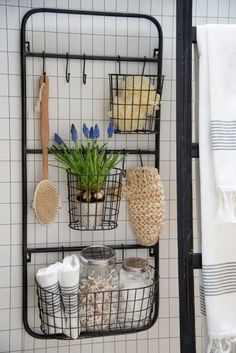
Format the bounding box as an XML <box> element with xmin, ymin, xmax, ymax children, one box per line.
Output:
<box><xmin>203</xmin><ymin>25</ymin><xmax>236</xmax><ymax>223</ymax></box>
<box><xmin>197</xmin><ymin>25</ymin><xmax>236</xmax><ymax>353</ymax></box>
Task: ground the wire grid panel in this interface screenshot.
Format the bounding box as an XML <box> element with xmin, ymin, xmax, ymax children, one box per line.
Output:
<box><xmin>24</xmin><ymin>11</ymin><xmax>160</xmax><ymax>339</ymax></box>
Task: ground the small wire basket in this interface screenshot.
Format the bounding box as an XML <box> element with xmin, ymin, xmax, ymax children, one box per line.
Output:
<box><xmin>67</xmin><ymin>168</ymin><xmax>123</xmax><ymax>231</ymax></box>
<box><xmin>109</xmin><ymin>74</ymin><xmax>164</xmax><ymax>134</ymax></box>
<box><xmin>36</xmin><ymin>265</ymin><xmax>158</xmax><ymax>338</ymax></box>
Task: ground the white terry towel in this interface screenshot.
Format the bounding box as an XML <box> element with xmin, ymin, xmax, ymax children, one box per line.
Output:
<box><xmin>59</xmin><ymin>255</ymin><xmax>80</xmax><ymax>339</ymax></box>
<box><xmin>197</xmin><ymin>24</ymin><xmax>236</xmax><ymax>353</ymax></box>
<box><xmin>36</xmin><ymin>262</ymin><xmax>65</xmax><ymax>334</ymax></box>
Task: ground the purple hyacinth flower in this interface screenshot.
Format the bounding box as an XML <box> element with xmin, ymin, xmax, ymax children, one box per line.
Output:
<box><xmin>54</xmin><ymin>133</ymin><xmax>63</xmax><ymax>145</ymax></box>
<box><xmin>94</xmin><ymin>124</ymin><xmax>100</xmax><ymax>139</ymax></box>
<box><xmin>83</xmin><ymin>123</ymin><xmax>90</xmax><ymax>139</ymax></box>
<box><xmin>89</xmin><ymin>126</ymin><xmax>94</xmax><ymax>139</ymax></box>
<box><xmin>107</xmin><ymin>122</ymin><xmax>115</xmax><ymax>138</ymax></box>
<box><xmin>70</xmin><ymin>124</ymin><xmax>78</xmax><ymax>142</ymax></box>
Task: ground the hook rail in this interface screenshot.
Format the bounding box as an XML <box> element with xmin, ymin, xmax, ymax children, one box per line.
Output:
<box><xmin>25</xmin><ymin>50</ymin><xmax>160</xmax><ymax>63</ymax></box>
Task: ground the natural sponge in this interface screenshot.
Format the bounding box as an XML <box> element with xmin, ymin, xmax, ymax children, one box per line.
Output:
<box><xmin>122</xmin><ymin>167</ymin><xmax>165</xmax><ymax>246</ymax></box>
<box><xmin>109</xmin><ymin>76</ymin><xmax>160</xmax><ymax>132</ymax></box>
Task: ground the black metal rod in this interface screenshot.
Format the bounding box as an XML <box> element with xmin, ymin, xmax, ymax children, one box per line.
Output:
<box><xmin>192</xmin><ymin>143</ymin><xmax>199</xmax><ymax>158</ymax></box>
<box><xmin>26</xmin><ymin>148</ymin><xmax>158</xmax><ymax>155</ymax></box>
<box><xmin>26</xmin><ymin>51</ymin><xmax>159</xmax><ymax>63</ymax></box>
<box><xmin>192</xmin><ymin>253</ymin><xmax>202</xmax><ymax>269</ymax></box>
<box><xmin>27</xmin><ymin>243</ymin><xmax>150</xmax><ymax>256</ymax></box>
<box><xmin>176</xmin><ymin>1</ymin><xmax>196</xmax><ymax>353</ymax></box>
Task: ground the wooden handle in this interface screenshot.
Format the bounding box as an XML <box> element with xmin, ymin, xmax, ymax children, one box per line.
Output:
<box><xmin>39</xmin><ymin>75</ymin><xmax>49</xmax><ymax>180</ymax></box>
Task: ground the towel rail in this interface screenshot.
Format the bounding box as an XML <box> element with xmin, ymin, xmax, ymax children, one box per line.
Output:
<box><xmin>177</xmin><ymin>1</ymin><xmax>199</xmax><ymax>353</ymax></box>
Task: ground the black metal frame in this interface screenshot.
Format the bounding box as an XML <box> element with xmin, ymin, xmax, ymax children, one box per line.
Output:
<box><xmin>176</xmin><ymin>1</ymin><xmax>202</xmax><ymax>353</ymax></box>
<box><xmin>21</xmin><ymin>8</ymin><xmax>163</xmax><ymax>339</ymax></box>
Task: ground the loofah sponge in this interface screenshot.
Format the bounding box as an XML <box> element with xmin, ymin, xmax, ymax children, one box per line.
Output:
<box><xmin>110</xmin><ymin>76</ymin><xmax>160</xmax><ymax>132</ymax></box>
<box><xmin>122</xmin><ymin>167</ymin><xmax>165</xmax><ymax>246</ymax></box>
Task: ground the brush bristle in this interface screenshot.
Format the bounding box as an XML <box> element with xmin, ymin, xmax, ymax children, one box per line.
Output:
<box><xmin>33</xmin><ymin>180</ymin><xmax>60</xmax><ymax>226</ymax></box>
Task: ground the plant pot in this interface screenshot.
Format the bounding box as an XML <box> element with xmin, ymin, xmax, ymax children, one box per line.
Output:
<box><xmin>77</xmin><ymin>201</ymin><xmax>104</xmax><ymax>229</ymax></box>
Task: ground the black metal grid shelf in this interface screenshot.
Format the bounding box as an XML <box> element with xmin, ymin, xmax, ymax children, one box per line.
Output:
<box><xmin>21</xmin><ymin>8</ymin><xmax>163</xmax><ymax>340</ymax></box>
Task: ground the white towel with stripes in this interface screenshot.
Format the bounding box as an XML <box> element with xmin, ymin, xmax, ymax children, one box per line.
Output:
<box><xmin>59</xmin><ymin>255</ymin><xmax>80</xmax><ymax>339</ymax></box>
<box><xmin>200</xmin><ymin>24</ymin><xmax>236</xmax><ymax>223</ymax></box>
<box><xmin>197</xmin><ymin>24</ymin><xmax>236</xmax><ymax>353</ymax></box>
<box><xmin>36</xmin><ymin>262</ymin><xmax>65</xmax><ymax>334</ymax></box>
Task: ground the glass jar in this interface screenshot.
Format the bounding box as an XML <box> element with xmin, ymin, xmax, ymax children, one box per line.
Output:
<box><xmin>79</xmin><ymin>245</ymin><xmax>119</xmax><ymax>331</ymax></box>
<box><xmin>119</xmin><ymin>257</ymin><xmax>153</xmax><ymax>328</ymax></box>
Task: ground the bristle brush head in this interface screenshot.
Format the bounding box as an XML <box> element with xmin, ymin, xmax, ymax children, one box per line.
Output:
<box><xmin>33</xmin><ymin>180</ymin><xmax>60</xmax><ymax>226</ymax></box>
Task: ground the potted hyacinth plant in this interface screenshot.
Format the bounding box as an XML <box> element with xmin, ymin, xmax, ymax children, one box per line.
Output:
<box><xmin>49</xmin><ymin>122</ymin><xmax>124</xmax><ymax>229</ymax></box>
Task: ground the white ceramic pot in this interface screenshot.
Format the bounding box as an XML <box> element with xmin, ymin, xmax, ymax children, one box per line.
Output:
<box><xmin>77</xmin><ymin>201</ymin><xmax>104</xmax><ymax>229</ymax></box>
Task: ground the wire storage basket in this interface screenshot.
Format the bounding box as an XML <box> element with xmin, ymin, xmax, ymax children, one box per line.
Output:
<box><xmin>109</xmin><ymin>74</ymin><xmax>164</xmax><ymax>134</ymax></box>
<box><xmin>67</xmin><ymin>168</ymin><xmax>123</xmax><ymax>231</ymax></box>
<box><xmin>36</xmin><ymin>265</ymin><xmax>158</xmax><ymax>338</ymax></box>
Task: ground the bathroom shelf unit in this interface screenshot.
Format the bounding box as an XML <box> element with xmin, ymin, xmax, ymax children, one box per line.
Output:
<box><xmin>21</xmin><ymin>9</ymin><xmax>163</xmax><ymax>340</ymax></box>
<box><xmin>176</xmin><ymin>1</ymin><xmax>202</xmax><ymax>353</ymax></box>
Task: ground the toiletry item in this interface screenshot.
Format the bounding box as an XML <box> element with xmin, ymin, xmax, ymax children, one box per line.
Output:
<box><xmin>119</xmin><ymin>257</ymin><xmax>153</xmax><ymax>327</ymax></box>
<box><xmin>109</xmin><ymin>75</ymin><xmax>160</xmax><ymax>132</ymax></box>
<box><xmin>122</xmin><ymin>166</ymin><xmax>164</xmax><ymax>246</ymax></box>
<box><xmin>79</xmin><ymin>245</ymin><xmax>119</xmax><ymax>330</ymax></box>
<box><xmin>32</xmin><ymin>75</ymin><xmax>61</xmax><ymax>226</ymax></box>
<box><xmin>59</xmin><ymin>255</ymin><xmax>80</xmax><ymax>339</ymax></box>
<box><xmin>36</xmin><ymin>262</ymin><xmax>66</xmax><ymax>334</ymax></box>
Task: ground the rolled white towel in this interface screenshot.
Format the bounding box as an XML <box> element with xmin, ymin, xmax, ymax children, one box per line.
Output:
<box><xmin>36</xmin><ymin>262</ymin><xmax>65</xmax><ymax>334</ymax></box>
<box><xmin>59</xmin><ymin>255</ymin><xmax>80</xmax><ymax>339</ymax></box>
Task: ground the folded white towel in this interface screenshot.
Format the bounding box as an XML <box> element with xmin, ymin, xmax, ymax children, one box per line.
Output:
<box><xmin>197</xmin><ymin>24</ymin><xmax>236</xmax><ymax>353</ymax></box>
<box><xmin>36</xmin><ymin>262</ymin><xmax>65</xmax><ymax>334</ymax></box>
<box><xmin>59</xmin><ymin>255</ymin><xmax>80</xmax><ymax>339</ymax></box>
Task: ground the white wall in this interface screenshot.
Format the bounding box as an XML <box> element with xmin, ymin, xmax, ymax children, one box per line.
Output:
<box><xmin>1</xmin><ymin>0</ymin><xmax>234</xmax><ymax>352</ymax></box>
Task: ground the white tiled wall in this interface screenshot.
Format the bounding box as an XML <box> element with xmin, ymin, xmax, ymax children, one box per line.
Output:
<box><xmin>0</xmin><ymin>0</ymin><xmax>234</xmax><ymax>352</ymax></box>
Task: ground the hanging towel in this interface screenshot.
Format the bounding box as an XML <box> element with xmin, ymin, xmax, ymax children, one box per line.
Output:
<box><xmin>197</xmin><ymin>24</ymin><xmax>236</xmax><ymax>353</ymax></box>
<box><xmin>59</xmin><ymin>255</ymin><xmax>80</xmax><ymax>339</ymax></box>
<box><xmin>36</xmin><ymin>262</ymin><xmax>65</xmax><ymax>334</ymax></box>
<box><xmin>199</xmin><ymin>25</ymin><xmax>236</xmax><ymax>222</ymax></box>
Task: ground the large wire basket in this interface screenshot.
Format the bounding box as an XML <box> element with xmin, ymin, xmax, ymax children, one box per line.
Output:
<box><xmin>109</xmin><ymin>74</ymin><xmax>164</xmax><ymax>134</ymax></box>
<box><xmin>67</xmin><ymin>168</ymin><xmax>123</xmax><ymax>231</ymax></box>
<box><xmin>36</xmin><ymin>265</ymin><xmax>158</xmax><ymax>339</ymax></box>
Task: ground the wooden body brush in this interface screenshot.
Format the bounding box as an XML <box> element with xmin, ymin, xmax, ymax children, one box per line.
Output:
<box><xmin>32</xmin><ymin>75</ymin><xmax>61</xmax><ymax>226</ymax></box>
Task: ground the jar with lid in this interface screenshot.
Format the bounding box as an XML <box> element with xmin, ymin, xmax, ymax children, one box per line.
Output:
<box><xmin>79</xmin><ymin>245</ymin><xmax>119</xmax><ymax>331</ymax></box>
<box><xmin>119</xmin><ymin>257</ymin><xmax>153</xmax><ymax>328</ymax></box>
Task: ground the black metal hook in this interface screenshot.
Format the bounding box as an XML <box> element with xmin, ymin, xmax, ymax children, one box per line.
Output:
<box><xmin>65</xmin><ymin>52</ymin><xmax>70</xmax><ymax>83</ymax></box>
<box><xmin>83</xmin><ymin>54</ymin><xmax>87</xmax><ymax>84</ymax></box>
<box><xmin>117</xmin><ymin>55</ymin><xmax>121</xmax><ymax>75</ymax></box>
<box><xmin>61</xmin><ymin>246</ymin><xmax>65</xmax><ymax>260</ymax></box>
<box><xmin>142</xmin><ymin>56</ymin><xmax>147</xmax><ymax>75</ymax></box>
<box><xmin>138</xmin><ymin>149</ymin><xmax>143</xmax><ymax>167</ymax></box>
<box><xmin>42</xmin><ymin>51</ymin><xmax>46</xmax><ymax>82</ymax></box>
